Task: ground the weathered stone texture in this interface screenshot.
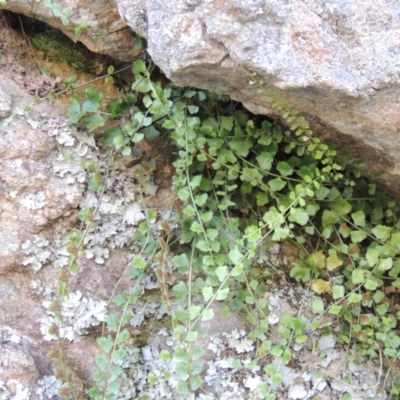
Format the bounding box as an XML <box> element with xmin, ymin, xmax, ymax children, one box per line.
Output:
<box><xmin>1</xmin><ymin>0</ymin><xmax>139</xmax><ymax>61</ymax></box>
<box><xmin>0</xmin><ymin>81</ymin><xmax>11</xmax><ymax>118</ymax></box>
<box><xmin>0</xmin><ymin>81</ymin><xmax>82</xmax><ymax>271</ymax></box>
<box><xmin>118</xmin><ymin>0</ymin><xmax>400</xmax><ymax>195</ymax></box>
<box><xmin>3</xmin><ymin>0</ymin><xmax>399</xmax><ymax>191</ymax></box>
<box><xmin>0</xmin><ymin>341</ymin><xmax>39</xmax><ymax>394</ymax></box>
<box><xmin>0</xmin><ymin>68</ymin><xmax>101</xmax><ymax>395</ymax></box>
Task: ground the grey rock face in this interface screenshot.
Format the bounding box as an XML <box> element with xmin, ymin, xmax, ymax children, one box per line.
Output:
<box><xmin>0</xmin><ymin>78</ymin><xmax>83</xmax><ymax>272</ymax></box>
<box><xmin>118</xmin><ymin>0</ymin><xmax>400</xmax><ymax>195</ymax></box>
<box><xmin>0</xmin><ymin>339</ymin><xmax>39</xmax><ymax>399</ymax></box>
<box><xmin>0</xmin><ymin>72</ymin><xmax>105</xmax><ymax>397</ymax></box>
<box><xmin>0</xmin><ymin>81</ymin><xmax>11</xmax><ymax>118</ymax></box>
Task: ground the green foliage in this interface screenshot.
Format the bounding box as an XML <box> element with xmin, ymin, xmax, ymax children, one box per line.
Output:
<box><xmin>43</xmin><ymin>0</ymin><xmax>72</xmax><ymax>26</ymax></box>
<box><xmin>74</xmin><ymin>21</ymin><xmax>87</xmax><ymax>36</ymax></box>
<box><xmin>59</xmin><ymin>59</ymin><xmax>400</xmax><ymax>398</ymax></box>
<box><xmin>90</xmin><ymin>281</ymin><xmax>145</xmax><ymax>400</ymax></box>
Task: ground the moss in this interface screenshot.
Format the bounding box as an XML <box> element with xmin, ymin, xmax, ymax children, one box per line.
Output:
<box><xmin>3</xmin><ymin>11</ymin><xmax>99</xmax><ymax>73</ymax></box>
<box><xmin>30</xmin><ymin>29</ymin><xmax>102</xmax><ymax>74</ymax></box>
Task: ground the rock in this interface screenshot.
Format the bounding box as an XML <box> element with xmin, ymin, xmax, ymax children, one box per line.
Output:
<box><xmin>0</xmin><ymin>76</ymin><xmax>83</xmax><ymax>272</ymax></box>
<box><xmin>119</xmin><ymin>0</ymin><xmax>400</xmax><ymax>195</ymax></box>
<box><xmin>0</xmin><ymin>7</ymin><xmax>394</xmax><ymax>399</ymax></box>
<box><xmin>0</xmin><ymin>38</ymin><xmax>176</xmax><ymax>395</ymax></box>
<box><xmin>197</xmin><ymin>302</ymin><xmax>247</xmax><ymax>357</ymax></box>
<box><xmin>0</xmin><ymin>276</ymin><xmax>44</xmax><ymax>340</ymax></box>
<box><xmin>0</xmin><ymin>341</ymin><xmax>39</xmax><ymax>397</ymax></box>
<box><xmin>1</xmin><ymin>0</ymin><xmax>140</xmax><ymax>61</ymax></box>
<box><xmin>0</xmin><ymin>325</ymin><xmax>56</xmax><ymax>400</ymax></box>
<box><xmin>66</xmin><ymin>337</ymin><xmax>102</xmax><ymax>387</ymax></box>
<box><xmin>0</xmin><ymin>81</ymin><xmax>11</xmax><ymax>118</ymax></box>
<box><xmin>0</xmin><ymin>68</ymin><xmax>104</xmax><ymax>396</ymax></box>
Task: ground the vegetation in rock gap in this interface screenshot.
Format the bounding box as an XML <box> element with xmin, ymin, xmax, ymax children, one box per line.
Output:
<box><xmin>7</xmin><ymin>11</ymin><xmax>121</xmax><ymax>75</ymax></box>
<box><xmin>2</xmin><ymin>9</ymin><xmax>400</xmax><ymax>398</ymax></box>
<box><xmin>53</xmin><ymin>58</ymin><xmax>400</xmax><ymax>399</ymax></box>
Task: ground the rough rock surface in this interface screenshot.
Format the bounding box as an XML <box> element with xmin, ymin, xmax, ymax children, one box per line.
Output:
<box><xmin>118</xmin><ymin>0</ymin><xmax>400</xmax><ymax>195</ymax></box>
<box><xmin>1</xmin><ymin>0</ymin><xmax>140</xmax><ymax>61</ymax></box>
<box><xmin>0</xmin><ymin>78</ymin><xmax>82</xmax><ymax>272</ymax></box>
<box><xmin>0</xmin><ymin>80</ymin><xmax>11</xmax><ymax>118</ymax></box>
<box><xmin>0</xmin><ymin>69</ymin><xmax>92</xmax><ymax>397</ymax></box>
<box><xmin>0</xmin><ymin>27</ymin><xmax>192</xmax><ymax>397</ymax></box>
<box><xmin>0</xmin><ymin>9</ymin><xmax>395</xmax><ymax>399</ymax></box>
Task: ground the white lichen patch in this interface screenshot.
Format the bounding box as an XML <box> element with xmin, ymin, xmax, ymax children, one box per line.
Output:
<box><xmin>318</xmin><ymin>334</ymin><xmax>336</xmax><ymax>351</ymax></box>
<box><xmin>52</xmin><ymin>147</ymin><xmax>92</xmax><ymax>184</ymax></box>
<box><xmin>224</xmin><ymin>329</ymin><xmax>254</xmax><ymax>354</ymax></box>
<box><xmin>49</xmin><ymin>118</ymin><xmax>98</xmax><ymax>185</ymax></box>
<box><xmin>21</xmin><ymin>236</ymin><xmax>53</xmax><ymax>272</ymax></box>
<box><xmin>8</xmin><ymin>190</ymin><xmax>18</xmax><ymax>199</ymax></box>
<box><xmin>97</xmin><ymin>195</ymin><xmax>124</xmax><ymax>215</ymax></box>
<box><xmin>41</xmin><ymin>291</ymin><xmax>106</xmax><ymax>343</ymax></box>
<box><xmin>84</xmin><ymin>245</ymin><xmax>109</xmax><ymax>264</ymax></box>
<box><xmin>129</xmin><ymin>299</ymin><xmax>169</xmax><ymax>328</ymax></box>
<box><xmin>20</xmin><ymin>191</ymin><xmax>46</xmax><ymax>210</ymax></box>
<box><xmin>288</xmin><ymin>384</ymin><xmax>309</xmax><ymax>399</ymax></box>
<box><xmin>35</xmin><ymin>375</ymin><xmax>62</xmax><ymax>399</ymax></box>
<box><xmin>45</xmin><ymin>118</ymin><xmax>76</xmax><ymax>147</ymax></box>
<box><xmin>123</xmin><ymin>203</ymin><xmax>146</xmax><ymax>226</ymax></box>
<box><xmin>0</xmin><ymin>380</ymin><xmax>30</xmax><ymax>400</ymax></box>
<box><xmin>30</xmin><ymin>280</ymin><xmax>53</xmax><ymax>297</ymax></box>
<box><xmin>0</xmin><ymin>327</ymin><xmax>22</xmax><ymax>345</ymax></box>
<box><xmin>22</xmin><ymin>229</ymin><xmax>72</xmax><ymax>272</ymax></box>
<box><xmin>26</xmin><ymin>117</ymin><xmax>40</xmax><ymax>130</ymax></box>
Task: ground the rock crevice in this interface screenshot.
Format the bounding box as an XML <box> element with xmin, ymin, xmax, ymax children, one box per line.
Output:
<box><xmin>115</xmin><ymin>0</ymin><xmax>400</xmax><ymax>194</ymax></box>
